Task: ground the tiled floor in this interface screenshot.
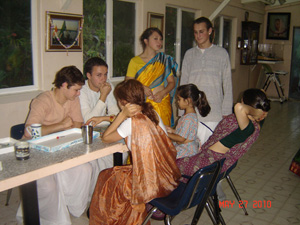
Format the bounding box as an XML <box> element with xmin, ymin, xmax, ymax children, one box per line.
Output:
<box><xmin>1</xmin><ymin>101</ymin><xmax>300</xmax><ymax>225</ymax></box>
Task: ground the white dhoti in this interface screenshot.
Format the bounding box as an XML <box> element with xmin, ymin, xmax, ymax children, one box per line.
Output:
<box><xmin>17</xmin><ymin>163</ymin><xmax>92</xmax><ymax>225</ymax></box>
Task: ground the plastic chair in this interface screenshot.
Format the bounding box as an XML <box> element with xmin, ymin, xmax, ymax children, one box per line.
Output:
<box><xmin>142</xmin><ymin>160</ymin><xmax>223</xmax><ymax>225</ymax></box>
<box><xmin>262</xmin><ymin>64</ymin><xmax>287</xmax><ymax>103</ymax></box>
<box><xmin>5</xmin><ymin>123</ymin><xmax>25</xmax><ymax>206</ymax></box>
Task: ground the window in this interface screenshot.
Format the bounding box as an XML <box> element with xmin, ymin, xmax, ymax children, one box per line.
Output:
<box><xmin>0</xmin><ymin>0</ymin><xmax>37</xmax><ymax>94</ymax></box>
<box><xmin>83</xmin><ymin>0</ymin><xmax>106</xmax><ymax>63</ymax></box>
<box><xmin>83</xmin><ymin>0</ymin><xmax>135</xmax><ymax>79</ymax></box>
<box><xmin>213</xmin><ymin>16</ymin><xmax>232</xmax><ymax>56</ymax></box>
<box><xmin>112</xmin><ymin>1</ymin><xmax>135</xmax><ymax>78</ymax></box>
<box><xmin>213</xmin><ymin>15</ymin><xmax>236</xmax><ymax>69</ymax></box>
<box><xmin>165</xmin><ymin>6</ymin><xmax>195</xmax><ymax>69</ymax></box>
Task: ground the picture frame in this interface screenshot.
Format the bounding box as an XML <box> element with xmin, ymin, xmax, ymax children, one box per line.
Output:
<box><xmin>266</xmin><ymin>12</ymin><xmax>291</xmax><ymax>40</ymax></box>
<box><xmin>147</xmin><ymin>12</ymin><xmax>164</xmax><ymax>33</ymax></box>
<box><xmin>46</xmin><ymin>11</ymin><xmax>84</xmax><ymax>51</ymax></box>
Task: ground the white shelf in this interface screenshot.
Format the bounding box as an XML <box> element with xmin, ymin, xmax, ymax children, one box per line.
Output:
<box><xmin>258</xmin><ymin>60</ymin><xmax>284</xmax><ymax>64</ymax></box>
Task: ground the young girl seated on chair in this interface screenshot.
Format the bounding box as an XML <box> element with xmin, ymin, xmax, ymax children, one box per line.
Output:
<box><xmin>166</xmin><ymin>84</ymin><xmax>210</xmax><ymax>158</ymax></box>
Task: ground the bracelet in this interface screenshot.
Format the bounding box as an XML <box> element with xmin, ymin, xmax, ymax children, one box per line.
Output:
<box><xmin>109</xmin><ymin>115</ymin><xmax>116</xmax><ymax>123</ymax></box>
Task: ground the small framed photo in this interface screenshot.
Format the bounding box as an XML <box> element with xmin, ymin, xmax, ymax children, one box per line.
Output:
<box><xmin>266</xmin><ymin>12</ymin><xmax>291</xmax><ymax>40</ymax></box>
<box><xmin>46</xmin><ymin>11</ymin><xmax>83</xmax><ymax>51</ymax></box>
<box><xmin>147</xmin><ymin>12</ymin><xmax>164</xmax><ymax>33</ymax></box>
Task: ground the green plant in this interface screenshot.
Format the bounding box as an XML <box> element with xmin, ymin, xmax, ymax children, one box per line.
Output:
<box><xmin>0</xmin><ymin>0</ymin><xmax>33</xmax><ymax>89</ymax></box>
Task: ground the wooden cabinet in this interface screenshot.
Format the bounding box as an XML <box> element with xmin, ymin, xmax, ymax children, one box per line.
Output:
<box><xmin>241</xmin><ymin>21</ymin><xmax>260</xmax><ymax>65</ymax></box>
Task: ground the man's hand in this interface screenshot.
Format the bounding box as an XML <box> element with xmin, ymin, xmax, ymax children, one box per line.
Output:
<box><xmin>61</xmin><ymin>116</ymin><xmax>74</xmax><ymax>130</ymax></box>
<box><xmin>99</xmin><ymin>82</ymin><xmax>112</xmax><ymax>102</ymax></box>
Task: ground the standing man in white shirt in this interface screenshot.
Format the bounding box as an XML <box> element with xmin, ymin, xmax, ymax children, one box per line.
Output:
<box><xmin>180</xmin><ymin>17</ymin><xmax>233</xmax><ymax>146</ymax></box>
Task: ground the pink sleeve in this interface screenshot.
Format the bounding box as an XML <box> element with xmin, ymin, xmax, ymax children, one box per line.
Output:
<box><xmin>68</xmin><ymin>97</ymin><xmax>84</xmax><ymax>123</ymax></box>
<box><xmin>25</xmin><ymin>97</ymin><xmax>48</xmax><ymax>126</ymax></box>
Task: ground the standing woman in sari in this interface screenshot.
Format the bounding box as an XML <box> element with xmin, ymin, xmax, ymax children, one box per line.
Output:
<box><xmin>125</xmin><ymin>27</ymin><xmax>178</xmax><ymax>126</ymax></box>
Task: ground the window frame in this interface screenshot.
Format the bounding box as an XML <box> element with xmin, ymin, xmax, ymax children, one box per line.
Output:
<box><xmin>106</xmin><ymin>0</ymin><xmax>138</xmax><ymax>81</ymax></box>
<box><xmin>213</xmin><ymin>15</ymin><xmax>237</xmax><ymax>70</ymax></box>
<box><xmin>0</xmin><ymin>0</ymin><xmax>39</xmax><ymax>95</ymax></box>
<box><xmin>165</xmin><ymin>5</ymin><xmax>196</xmax><ymax>70</ymax></box>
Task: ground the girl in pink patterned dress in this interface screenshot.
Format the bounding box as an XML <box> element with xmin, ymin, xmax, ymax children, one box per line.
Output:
<box><xmin>166</xmin><ymin>84</ymin><xmax>210</xmax><ymax>158</ymax></box>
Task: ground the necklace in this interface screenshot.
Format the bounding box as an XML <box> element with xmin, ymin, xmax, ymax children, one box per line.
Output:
<box><xmin>50</xmin><ymin>17</ymin><xmax>84</xmax><ymax>54</ymax></box>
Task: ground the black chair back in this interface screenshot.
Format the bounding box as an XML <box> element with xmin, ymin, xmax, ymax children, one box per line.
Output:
<box><xmin>143</xmin><ymin>159</ymin><xmax>223</xmax><ymax>225</ymax></box>
<box><xmin>10</xmin><ymin>123</ymin><xmax>25</xmax><ymax>140</ymax></box>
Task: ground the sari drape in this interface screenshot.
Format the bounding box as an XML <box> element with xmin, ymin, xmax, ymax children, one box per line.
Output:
<box><xmin>135</xmin><ymin>53</ymin><xmax>178</xmax><ymax>127</ymax></box>
<box><xmin>89</xmin><ymin>114</ymin><xmax>181</xmax><ymax>225</ymax></box>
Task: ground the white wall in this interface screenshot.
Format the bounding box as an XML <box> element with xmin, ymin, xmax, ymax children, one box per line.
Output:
<box><xmin>261</xmin><ymin>1</ymin><xmax>300</xmax><ymax>98</ymax></box>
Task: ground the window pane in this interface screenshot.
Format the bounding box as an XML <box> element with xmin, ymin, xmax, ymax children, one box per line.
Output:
<box><xmin>113</xmin><ymin>1</ymin><xmax>135</xmax><ymax>78</ymax></box>
<box><xmin>181</xmin><ymin>11</ymin><xmax>194</xmax><ymax>66</ymax></box>
<box><xmin>165</xmin><ymin>7</ymin><xmax>177</xmax><ymax>58</ymax></box>
<box><xmin>0</xmin><ymin>0</ymin><xmax>33</xmax><ymax>89</ymax></box>
<box><xmin>223</xmin><ymin>19</ymin><xmax>232</xmax><ymax>56</ymax></box>
<box><xmin>213</xmin><ymin>17</ymin><xmax>220</xmax><ymax>46</ymax></box>
<box><xmin>83</xmin><ymin>0</ymin><xmax>106</xmax><ymax>64</ymax></box>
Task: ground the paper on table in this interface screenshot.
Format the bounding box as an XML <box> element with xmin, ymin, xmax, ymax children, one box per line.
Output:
<box><xmin>0</xmin><ymin>137</ymin><xmax>18</xmax><ymax>155</ymax></box>
<box><xmin>28</xmin><ymin>128</ymin><xmax>100</xmax><ymax>152</ymax></box>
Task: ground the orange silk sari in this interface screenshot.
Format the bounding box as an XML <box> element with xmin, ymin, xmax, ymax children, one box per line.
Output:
<box><xmin>89</xmin><ymin>114</ymin><xmax>181</xmax><ymax>225</ymax></box>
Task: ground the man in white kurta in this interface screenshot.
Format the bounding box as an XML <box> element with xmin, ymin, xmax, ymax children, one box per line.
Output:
<box><xmin>180</xmin><ymin>17</ymin><xmax>233</xmax><ymax>146</ymax></box>
<box><xmin>79</xmin><ymin>57</ymin><xmax>126</xmax><ymax>200</ymax></box>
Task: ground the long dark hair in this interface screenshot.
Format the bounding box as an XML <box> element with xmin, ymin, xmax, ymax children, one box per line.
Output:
<box><xmin>140</xmin><ymin>27</ymin><xmax>163</xmax><ymax>51</ymax></box>
<box><xmin>242</xmin><ymin>89</ymin><xmax>271</xmax><ymax>112</ymax></box>
<box><xmin>114</xmin><ymin>80</ymin><xmax>159</xmax><ymax>125</ymax></box>
<box><xmin>177</xmin><ymin>84</ymin><xmax>211</xmax><ymax>117</ymax></box>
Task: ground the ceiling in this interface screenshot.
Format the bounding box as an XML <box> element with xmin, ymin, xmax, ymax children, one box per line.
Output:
<box><xmin>241</xmin><ymin>0</ymin><xmax>300</xmax><ymax>6</ymax></box>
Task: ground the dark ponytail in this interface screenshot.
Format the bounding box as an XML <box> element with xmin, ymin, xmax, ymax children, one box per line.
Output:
<box><xmin>177</xmin><ymin>84</ymin><xmax>211</xmax><ymax>117</ymax></box>
<box><xmin>196</xmin><ymin>90</ymin><xmax>211</xmax><ymax>117</ymax></box>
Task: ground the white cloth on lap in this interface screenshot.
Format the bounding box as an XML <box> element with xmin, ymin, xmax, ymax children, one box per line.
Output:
<box><xmin>17</xmin><ymin>163</ymin><xmax>92</xmax><ymax>225</ymax></box>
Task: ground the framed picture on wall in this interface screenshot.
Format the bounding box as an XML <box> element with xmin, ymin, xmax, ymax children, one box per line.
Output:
<box><xmin>266</xmin><ymin>12</ymin><xmax>291</xmax><ymax>40</ymax></box>
<box><xmin>147</xmin><ymin>12</ymin><xmax>164</xmax><ymax>33</ymax></box>
<box><xmin>46</xmin><ymin>11</ymin><xmax>84</xmax><ymax>51</ymax></box>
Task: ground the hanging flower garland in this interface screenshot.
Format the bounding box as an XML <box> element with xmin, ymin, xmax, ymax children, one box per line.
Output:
<box><xmin>50</xmin><ymin>16</ymin><xmax>84</xmax><ymax>53</ymax></box>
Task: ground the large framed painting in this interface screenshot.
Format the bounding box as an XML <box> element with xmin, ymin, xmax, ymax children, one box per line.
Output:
<box><xmin>266</xmin><ymin>12</ymin><xmax>291</xmax><ymax>40</ymax></box>
<box><xmin>46</xmin><ymin>11</ymin><xmax>84</xmax><ymax>51</ymax></box>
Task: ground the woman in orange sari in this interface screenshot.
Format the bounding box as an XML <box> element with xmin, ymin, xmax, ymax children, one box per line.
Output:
<box><xmin>125</xmin><ymin>28</ymin><xmax>178</xmax><ymax>127</ymax></box>
<box><xmin>88</xmin><ymin>79</ymin><xmax>181</xmax><ymax>225</ymax></box>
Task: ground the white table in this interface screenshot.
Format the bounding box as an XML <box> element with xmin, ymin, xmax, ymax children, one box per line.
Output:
<box><xmin>0</xmin><ymin>138</ymin><xmax>128</xmax><ymax>225</ymax></box>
